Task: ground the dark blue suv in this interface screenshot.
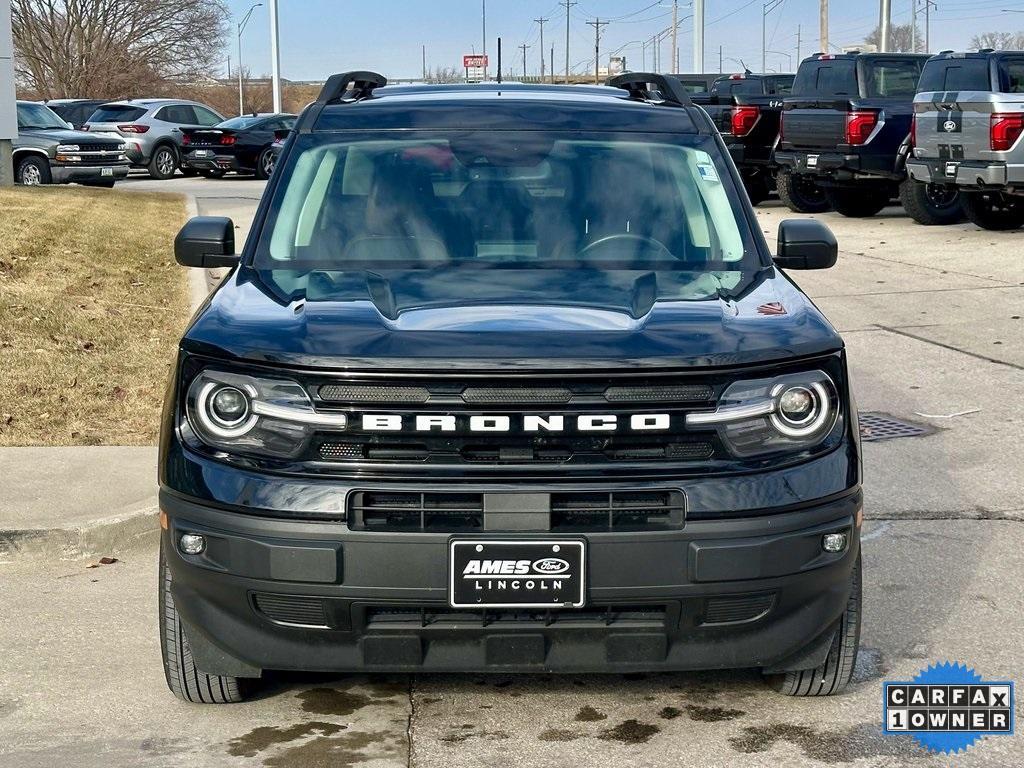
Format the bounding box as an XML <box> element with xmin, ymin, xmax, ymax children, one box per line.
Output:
<box><xmin>160</xmin><ymin>72</ymin><xmax>862</xmax><ymax>702</ymax></box>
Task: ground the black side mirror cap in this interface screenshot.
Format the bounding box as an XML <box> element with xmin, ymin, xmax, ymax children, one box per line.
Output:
<box><xmin>174</xmin><ymin>216</ymin><xmax>239</xmax><ymax>268</ymax></box>
<box><xmin>774</xmin><ymin>219</ymin><xmax>837</xmax><ymax>270</ymax></box>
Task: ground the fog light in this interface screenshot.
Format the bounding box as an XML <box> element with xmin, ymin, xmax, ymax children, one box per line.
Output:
<box><xmin>822</xmin><ymin>532</ymin><xmax>848</xmax><ymax>553</ymax></box>
<box><xmin>179</xmin><ymin>533</ymin><xmax>206</xmax><ymax>555</ymax></box>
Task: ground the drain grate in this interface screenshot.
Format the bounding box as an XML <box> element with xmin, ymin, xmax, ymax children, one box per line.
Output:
<box><xmin>858</xmin><ymin>412</ymin><xmax>934</xmax><ymax>442</ymax></box>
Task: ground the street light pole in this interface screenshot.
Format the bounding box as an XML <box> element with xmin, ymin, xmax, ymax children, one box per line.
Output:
<box><xmin>269</xmin><ymin>0</ymin><xmax>281</xmax><ymax>112</ymax></box>
<box><xmin>879</xmin><ymin>0</ymin><xmax>892</xmax><ymax>53</ymax></box>
<box><xmin>237</xmin><ymin>3</ymin><xmax>262</xmax><ymax>117</ymax></box>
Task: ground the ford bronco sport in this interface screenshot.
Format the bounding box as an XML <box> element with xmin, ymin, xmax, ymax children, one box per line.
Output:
<box><xmin>160</xmin><ymin>72</ymin><xmax>863</xmax><ymax>703</ymax></box>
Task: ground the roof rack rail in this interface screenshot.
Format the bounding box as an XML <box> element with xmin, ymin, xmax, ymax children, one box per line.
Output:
<box><xmin>604</xmin><ymin>72</ymin><xmax>692</xmax><ymax>107</ymax></box>
<box><xmin>315</xmin><ymin>71</ymin><xmax>388</xmax><ymax>105</ymax></box>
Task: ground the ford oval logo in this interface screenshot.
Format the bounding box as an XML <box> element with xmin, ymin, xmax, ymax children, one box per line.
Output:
<box><xmin>532</xmin><ymin>557</ymin><xmax>570</xmax><ymax>574</ymax></box>
<box><xmin>943</xmin><ymin>119</ymin><xmax>957</xmax><ymax>133</ymax></box>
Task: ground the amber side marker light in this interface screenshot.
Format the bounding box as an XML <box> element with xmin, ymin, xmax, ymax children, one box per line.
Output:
<box><xmin>159</xmin><ymin>510</ymin><xmax>169</xmax><ymax>530</ymax></box>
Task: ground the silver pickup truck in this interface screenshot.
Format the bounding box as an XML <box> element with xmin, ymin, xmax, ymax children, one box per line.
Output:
<box><xmin>907</xmin><ymin>50</ymin><xmax>1024</xmax><ymax>230</ymax></box>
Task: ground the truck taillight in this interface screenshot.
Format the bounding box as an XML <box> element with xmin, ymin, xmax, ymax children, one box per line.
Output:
<box><xmin>845</xmin><ymin>110</ymin><xmax>878</xmax><ymax>145</ymax></box>
<box><xmin>730</xmin><ymin>106</ymin><xmax>760</xmax><ymax>137</ymax></box>
<box><xmin>118</xmin><ymin>124</ymin><xmax>150</xmax><ymax>134</ymax></box>
<box><xmin>990</xmin><ymin>112</ymin><xmax>1024</xmax><ymax>151</ymax></box>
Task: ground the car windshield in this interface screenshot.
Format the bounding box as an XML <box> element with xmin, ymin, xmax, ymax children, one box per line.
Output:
<box><xmin>252</xmin><ymin>130</ymin><xmax>760</xmax><ymax>304</ymax></box>
<box><xmin>17</xmin><ymin>103</ymin><xmax>69</xmax><ymax>129</ymax></box>
<box><xmin>219</xmin><ymin>116</ymin><xmax>266</xmax><ymax>129</ymax></box>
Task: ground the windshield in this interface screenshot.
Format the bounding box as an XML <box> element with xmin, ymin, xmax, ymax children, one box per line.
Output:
<box><xmin>17</xmin><ymin>103</ymin><xmax>69</xmax><ymax>130</ymax></box>
<box><xmin>252</xmin><ymin>131</ymin><xmax>759</xmax><ymax>302</ymax></box>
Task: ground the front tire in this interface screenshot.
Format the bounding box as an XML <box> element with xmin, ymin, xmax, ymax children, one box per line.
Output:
<box><xmin>776</xmin><ymin>170</ymin><xmax>830</xmax><ymax>213</ymax></box>
<box><xmin>16</xmin><ymin>155</ymin><xmax>52</xmax><ymax>186</ymax></box>
<box><xmin>147</xmin><ymin>145</ymin><xmax>178</xmax><ymax>180</ymax></box>
<box><xmin>255</xmin><ymin>147</ymin><xmax>276</xmax><ymax>180</ymax></box>
<box><xmin>961</xmin><ymin>190</ymin><xmax>1024</xmax><ymax>231</ymax></box>
<box><xmin>766</xmin><ymin>555</ymin><xmax>861</xmax><ymax>697</ymax></box>
<box><xmin>159</xmin><ymin>541</ymin><xmax>248</xmax><ymax>703</ymax></box>
<box><xmin>825</xmin><ymin>187</ymin><xmax>889</xmax><ymax>218</ymax></box>
<box><xmin>899</xmin><ymin>179</ymin><xmax>963</xmax><ymax>225</ymax></box>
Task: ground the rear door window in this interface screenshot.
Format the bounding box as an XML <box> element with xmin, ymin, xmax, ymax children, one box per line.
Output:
<box><xmin>767</xmin><ymin>76</ymin><xmax>794</xmax><ymax>95</ymax></box>
<box><xmin>863</xmin><ymin>59</ymin><xmax>923</xmax><ymax>97</ymax></box>
<box><xmin>919</xmin><ymin>59</ymin><xmax>991</xmax><ymax>91</ymax></box>
<box><xmin>157</xmin><ymin>105</ymin><xmax>197</xmax><ymax>124</ymax></box>
<box><xmin>793</xmin><ymin>60</ymin><xmax>857</xmax><ymax>96</ymax></box>
<box><xmin>89</xmin><ymin>105</ymin><xmax>146</xmax><ymax>123</ymax></box>
<box><xmin>999</xmin><ymin>58</ymin><xmax>1024</xmax><ymax>93</ymax></box>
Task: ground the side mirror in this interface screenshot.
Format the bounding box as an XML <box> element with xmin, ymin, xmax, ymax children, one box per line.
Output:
<box><xmin>174</xmin><ymin>216</ymin><xmax>239</xmax><ymax>268</ymax></box>
<box><xmin>774</xmin><ymin>219</ymin><xmax>837</xmax><ymax>270</ymax></box>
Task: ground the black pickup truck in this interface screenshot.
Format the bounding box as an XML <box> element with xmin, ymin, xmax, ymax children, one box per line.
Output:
<box><xmin>775</xmin><ymin>52</ymin><xmax>963</xmax><ymax>224</ymax></box>
<box><xmin>694</xmin><ymin>73</ymin><xmax>794</xmax><ymax>204</ymax></box>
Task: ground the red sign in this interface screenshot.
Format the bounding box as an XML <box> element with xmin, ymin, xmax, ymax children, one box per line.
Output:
<box><xmin>463</xmin><ymin>54</ymin><xmax>488</xmax><ymax>69</ymax></box>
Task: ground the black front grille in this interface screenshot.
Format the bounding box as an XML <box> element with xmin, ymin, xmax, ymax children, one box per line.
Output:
<box><xmin>364</xmin><ymin>604</ymin><xmax>667</xmax><ymax>628</ymax></box>
<box><xmin>551</xmin><ymin>490</ymin><xmax>685</xmax><ymax>531</ymax></box>
<box><xmin>253</xmin><ymin>593</ymin><xmax>329</xmax><ymax>627</ymax></box>
<box><xmin>349</xmin><ymin>491</ymin><xmax>484</xmax><ymax>531</ymax></box>
<box><xmin>702</xmin><ymin>594</ymin><xmax>774</xmax><ymax>625</ymax></box>
<box><xmin>319</xmin><ymin>384</ymin><xmax>430</xmax><ymax>403</ymax></box>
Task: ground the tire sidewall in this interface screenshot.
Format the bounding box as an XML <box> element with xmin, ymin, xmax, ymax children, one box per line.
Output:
<box><xmin>149</xmin><ymin>145</ymin><xmax>178</xmax><ymax>180</ymax></box>
<box><xmin>17</xmin><ymin>155</ymin><xmax>52</xmax><ymax>185</ymax></box>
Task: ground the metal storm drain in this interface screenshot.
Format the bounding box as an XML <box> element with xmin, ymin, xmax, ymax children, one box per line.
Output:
<box><xmin>858</xmin><ymin>412</ymin><xmax>935</xmax><ymax>442</ymax></box>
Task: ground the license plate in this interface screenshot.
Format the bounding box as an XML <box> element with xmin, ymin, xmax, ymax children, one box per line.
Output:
<box><xmin>806</xmin><ymin>155</ymin><xmax>819</xmax><ymax>168</ymax></box>
<box><xmin>945</xmin><ymin>162</ymin><xmax>959</xmax><ymax>177</ymax></box>
<box><xmin>194</xmin><ymin>150</ymin><xmax>212</xmax><ymax>157</ymax></box>
<box><xmin>449</xmin><ymin>540</ymin><xmax>585</xmax><ymax>609</ymax></box>
<box><xmin>101</xmin><ymin>167</ymin><xmax>113</xmax><ymax>177</ymax></box>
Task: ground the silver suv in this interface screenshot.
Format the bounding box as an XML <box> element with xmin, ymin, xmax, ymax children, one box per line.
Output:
<box><xmin>83</xmin><ymin>99</ymin><xmax>225</xmax><ymax>179</ymax></box>
<box><xmin>908</xmin><ymin>50</ymin><xmax>1024</xmax><ymax>230</ymax></box>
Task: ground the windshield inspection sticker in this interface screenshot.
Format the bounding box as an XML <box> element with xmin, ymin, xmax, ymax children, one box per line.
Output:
<box><xmin>883</xmin><ymin>662</ymin><xmax>1014</xmax><ymax>754</ymax></box>
<box><xmin>696</xmin><ymin>162</ymin><xmax>720</xmax><ymax>183</ymax></box>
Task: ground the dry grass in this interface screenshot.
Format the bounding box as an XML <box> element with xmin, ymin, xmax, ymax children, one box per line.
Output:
<box><xmin>0</xmin><ymin>187</ymin><xmax>189</xmax><ymax>446</ymax></box>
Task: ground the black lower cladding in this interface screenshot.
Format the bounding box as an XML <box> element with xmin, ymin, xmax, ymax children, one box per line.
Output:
<box><xmin>162</xmin><ymin>488</ymin><xmax>861</xmax><ymax>676</ymax></box>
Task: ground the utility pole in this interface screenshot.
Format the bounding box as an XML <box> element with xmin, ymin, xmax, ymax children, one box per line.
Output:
<box><xmin>719</xmin><ymin>45</ymin><xmax>723</xmax><ymax>73</ymax></box>
<box><xmin>269</xmin><ymin>0</ymin><xmax>281</xmax><ymax>113</ymax></box>
<box><xmin>519</xmin><ymin>43</ymin><xmax>531</xmax><ymax>78</ymax></box>
<box><xmin>561</xmin><ymin>0</ymin><xmax>577</xmax><ymax>83</ymax></box>
<box><xmin>693</xmin><ymin>0</ymin><xmax>705</xmax><ymax>72</ymax></box>
<box><xmin>879</xmin><ymin>0</ymin><xmax>892</xmax><ymax>52</ymax></box>
<box><xmin>763</xmin><ymin>0</ymin><xmax>783</xmax><ymax>74</ymax></box>
<box><xmin>671</xmin><ymin>0</ymin><xmax>679</xmax><ymax>73</ymax></box>
<box><xmin>482</xmin><ymin>0</ymin><xmax>487</xmax><ymax>80</ymax></box>
<box><xmin>925</xmin><ymin>0</ymin><xmax>935</xmax><ymax>52</ymax></box>
<box><xmin>534</xmin><ymin>17</ymin><xmax>549</xmax><ymax>82</ymax></box>
<box><xmin>586</xmin><ymin>18</ymin><xmax>609</xmax><ymax>84</ymax></box>
<box><xmin>911</xmin><ymin>0</ymin><xmax>917</xmax><ymax>52</ymax></box>
<box><xmin>820</xmin><ymin>0</ymin><xmax>829</xmax><ymax>54</ymax></box>
<box><xmin>422</xmin><ymin>45</ymin><xmax>426</xmax><ymax>80</ymax></box>
<box><xmin>238</xmin><ymin>3</ymin><xmax>262</xmax><ymax>117</ymax></box>
<box><xmin>797</xmin><ymin>24</ymin><xmax>801</xmax><ymax>64</ymax></box>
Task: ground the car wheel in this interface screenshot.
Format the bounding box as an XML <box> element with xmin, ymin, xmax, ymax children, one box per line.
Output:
<box><xmin>199</xmin><ymin>169</ymin><xmax>225</xmax><ymax>179</ymax></box>
<box><xmin>960</xmin><ymin>190</ymin><xmax>1024</xmax><ymax>231</ymax></box>
<box><xmin>148</xmin><ymin>146</ymin><xmax>178</xmax><ymax>180</ymax></box>
<box><xmin>16</xmin><ymin>155</ymin><xmax>52</xmax><ymax>186</ymax></box>
<box><xmin>255</xmin><ymin>147</ymin><xmax>275</xmax><ymax>180</ymax></box>
<box><xmin>765</xmin><ymin>555</ymin><xmax>861</xmax><ymax>696</ymax></box>
<box><xmin>776</xmin><ymin>170</ymin><xmax>829</xmax><ymax>213</ymax></box>
<box><xmin>825</xmin><ymin>187</ymin><xmax>889</xmax><ymax>218</ymax></box>
<box><xmin>159</xmin><ymin>540</ymin><xmax>249</xmax><ymax>703</ymax></box>
<box><xmin>898</xmin><ymin>179</ymin><xmax>964</xmax><ymax>225</ymax></box>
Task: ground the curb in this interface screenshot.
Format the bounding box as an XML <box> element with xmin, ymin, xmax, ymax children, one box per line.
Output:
<box><xmin>0</xmin><ymin>505</ymin><xmax>160</xmax><ymax>562</ymax></box>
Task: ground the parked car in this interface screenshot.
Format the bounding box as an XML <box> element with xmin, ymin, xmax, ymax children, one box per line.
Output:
<box><xmin>907</xmin><ymin>49</ymin><xmax>1024</xmax><ymax>230</ymax></box>
<box><xmin>160</xmin><ymin>72</ymin><xmax>862</xmax><ymax>703</ymax></box>
<box><xmin>12</xmin><ymin>101</ymin><xmax>129</xmax><ymax>187</ymax></box>
<box><xmin>775</xmin><ymin>52</ymin><xmax>963</xmax><ymax>224</ymax></box>
<box><xmin>180</xmin><ymin>113</ymin><xmax>297</xmax><ymax>179</ymax></box>
<box><xmin>669</xmin><ymin>73</ymin><xmax>721</xmax><ymax>95</ymax></box>
<box><xmin>45</xmin><ymin>99</ymin><xmax>111</xmax><ymax>130</ymax></box>
<box><xmin>693</xmin><ymin>72</ymin><xmax>795</xmax><ymax>204</ymax></box>
<box><xmin>82</xmin><ymin>99</ymin><xmax>225</xmax><ymax>180</ymax></box>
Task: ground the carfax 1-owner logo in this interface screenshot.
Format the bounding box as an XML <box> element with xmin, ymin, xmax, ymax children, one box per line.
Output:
<box><xmin>884</xmin><ymin>662</ymin><xmax>1015</xmax><ymax>754</ymax></box>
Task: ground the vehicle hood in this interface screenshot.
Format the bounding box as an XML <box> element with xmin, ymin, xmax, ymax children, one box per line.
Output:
<box><xmin>20</xmin><ymin>127</ymin><xmax>122</xmax><ymax>146</ymax></box>
<box><xmin>183</xmin><ymin>268</ymin><xmax>842</xmax><ymax>370</ymax></box>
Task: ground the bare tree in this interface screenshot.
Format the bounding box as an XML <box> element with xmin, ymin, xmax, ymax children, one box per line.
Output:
<box><xmin>424</xmin><ymin>66</ymin><xmax>463</xmax><ymax>84</ymax></box>
<box><xmin>864</xmin><ymin>23</ymin><xmax>923</xmax><ymax>53</ymax></box>
<box><xmin>969</xmin><ymin>31</ymin><xmax>1024</xmax><ymax>51</ymax></box>
<box><xmin>12</xmin><ymin>0</ymin><xmax>230</xmax><ymax>99</ymax></box>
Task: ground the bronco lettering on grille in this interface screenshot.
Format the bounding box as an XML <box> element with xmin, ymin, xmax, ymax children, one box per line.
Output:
<box><xmin>361</xmin><ymin>413</ymin><xmax>672</xmax><ymax>433</ymax></box>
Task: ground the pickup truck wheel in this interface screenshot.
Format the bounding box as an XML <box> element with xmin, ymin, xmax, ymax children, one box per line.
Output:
<box><xmin>766</xmin><ymin>555</ymin><xmax>861</xmax><ymax>697</ymax></box>
<box><xmin>147</xmin><ymin>145</ymin><xmax>178</xmax><ymax>180</ymax></box>
<box><xmin>776</xmin><ymin>171</ymin><xmax>829</xmax><ymax>213</ymax></box>
<box><xmin>159</xmin><ymin>541</ymin><xmax>248</xmax><ymax>703</ymax></box>
<box><xmin>899</xmin><ymin>179</ymin><xmax>964</xmax><ymax>225</ymax></box>
<box><xmin>16</xmin><ymin>155</ymin><xmax>52</xmax><ymax>185</ymax></box>
<box><xmin>825</xmin><ymin>187</ymin><xmax>888</xmax><ymax>218</ymax></box>
<box><xmin>961</xmin><ymin>191</ymin><xmax>1024</xmax><ymax>231</ymax></box>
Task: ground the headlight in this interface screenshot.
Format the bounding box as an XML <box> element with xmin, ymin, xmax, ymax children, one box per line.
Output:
<box><xmin>185</xmin><ymin>370</ymin><xmax>346</xmax><ymax>458</ymax></box>
<box><xmin>56</xmin><ymin>144</ymin><xmax>80</xmax><ymax>152</ymax></box>
<box><xmin>686</xmin><ymin>370</ymin><xmax>840</xmax><ymax>458</ymax></box>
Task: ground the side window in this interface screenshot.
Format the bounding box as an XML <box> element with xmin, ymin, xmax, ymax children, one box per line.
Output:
<box><xmin>157</xmin><ymin>105</ymin><xmax>196</xmax><ymax>124</ymax></box>
<box><xmin>1002</xmin><ymin>59</ymin><xmax>1024</xmax><ymax>93</ymax></box>
<box><xmin>194</xmin><ymin>106</ymin><xmax>222</xmax><ymax>126</ymax></box>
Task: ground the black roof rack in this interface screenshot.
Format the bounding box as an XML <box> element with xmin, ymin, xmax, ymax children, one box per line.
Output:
<box><xmin>605</xmin><ymin>72</ymin><xmax>693</xmax><ymax>107</ymax></box>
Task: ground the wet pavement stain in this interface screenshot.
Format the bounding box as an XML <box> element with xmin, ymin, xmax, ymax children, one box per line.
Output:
<box><xmin>227</xmin><ymin>722</ymin><xmax>346</xmax><ymax>758</ymax></box>
<box><xmin>658</xmin><ymin>706</ymin><xmax>683</xmax><ymax>720</ymax></box>
<box><xmin>574</xmin><ymin>705</ymin><xmax>607</xmax><ymax>722</ymax></box>
<box><xmin>729</xmin><ymin>722</ymin><xmax>923</xmax><ymax>764</ymax></box>
<box><xmin>685</xmin><ymin>704</ymin><xmax>745</xmax><ymax>722</ymax></box>
<box><xmin>263</xmin><ymin>730</ymin><xmax>397</xmax><ymax>768</ymax></box>
<box><xmin>421</xmin><ymin>696</ymin><xmax>442</xmax><ymax>704</ymax></box>
<box><xmin>441</xmin><ymin>729</ymin><xmax>511</xmax><ymax>744</ymax></box>
<box><xmin>297</xmin><ymin>688</ymin><xmax>373</xmax><ymax>716</ymax></box>
<box><xmin>539</xmin><ymin>728</ymin><xmax>584</xmax><ymax>742</ymax></box>
<box><xmin>598</xmin><ymin>719</ymin><xmax>661</xmax><ymax>745</ymax></box>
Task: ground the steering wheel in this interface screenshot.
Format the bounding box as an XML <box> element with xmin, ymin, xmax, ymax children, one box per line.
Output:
<box><xmin>569</xmin><ymin>233</ymin><xmax>675</xmax><ymax>262</ymax></box>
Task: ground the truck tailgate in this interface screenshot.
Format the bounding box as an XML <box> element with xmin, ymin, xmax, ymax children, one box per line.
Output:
<box><xmin>782</xmin><ymin>100</ymin><xmax>849</xmax><ymax>149</ymax></box>
<box><xmin>913</xmin><ymin>91</ymin><xmax>1024</xmax><ymax>160</ymax></box>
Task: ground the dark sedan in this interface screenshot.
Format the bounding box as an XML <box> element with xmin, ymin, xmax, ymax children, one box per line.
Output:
<box><xmin>179</xmin><ymin>113</ymin><xmax>296</xmax><ymax>179</ymax></box>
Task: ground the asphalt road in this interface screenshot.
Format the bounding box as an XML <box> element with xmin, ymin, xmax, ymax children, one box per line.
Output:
<box><xmin>1</xmin><ymin>179</ymin><xmax>1021</xmax><ymax>767</ymax></box>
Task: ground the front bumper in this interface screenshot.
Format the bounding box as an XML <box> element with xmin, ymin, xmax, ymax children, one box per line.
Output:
<box><xmin>906</xmin><ymin>157</ymin><xmax>1024</xmax><ymax>190</ymax></box>
<box><xmin>162</xmin><ymin>487</ymin><xmax>862</xmax><ymax>677</ymax></box>
<box><xmin>50</xmin><ymin>163</ymin><xmax>130</xmax><ymax>184</ymax></box>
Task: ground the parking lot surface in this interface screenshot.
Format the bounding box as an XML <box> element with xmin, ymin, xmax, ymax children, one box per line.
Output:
<box><xmin>2</xmin><ymin>184</ymin><xmax>1021</xmax><ymax>767</ymax></box>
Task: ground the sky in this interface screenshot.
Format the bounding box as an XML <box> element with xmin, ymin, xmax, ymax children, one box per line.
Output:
<box><xmin>225</xmin><ymin>0</ymin><xmax>1024</xmax><ymax>81</ymax></box>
